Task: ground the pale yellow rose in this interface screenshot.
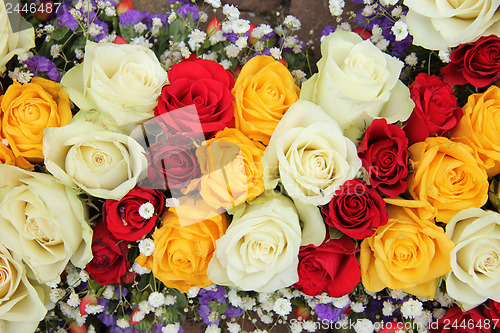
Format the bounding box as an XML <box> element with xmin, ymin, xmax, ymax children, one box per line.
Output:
<box><xmin>0</xmin><ymin>165</ymin><xmax>93</xmax><ymax>283</ymax></box>
<box><xmin>407</xmin><ymin>137</ymin><xmax>489</xmax><ymax>223</ymax></box>
<box><xmin>207</xmin><ymin>191</ymin><xmax>303</xmax><ymax>292</ymax></box>
<box><xmin>451</xmin><ymin>85</ymin><xmax>500</xmax><ymax>177</ymax></box>
<box><xmin>404</xmin><ymin>0</ymin><xmax>500</xmax><ymax>50</ymax></box>
<box><xmin>0</xmin><ymin>0</ymin><xmax>35</xmax><ymax>73</ymax></box>
<box><xmin>0</xmin><ymin>244</ymin><xmax>47</xmax><ymax>333</ymax></box>
<box><xmin>43</xmin><ymin>118</ymin><xmax>147</xmax><ymax>200</ymax></box>
<box><xmin>60</xmin><ymin>41</ymin><xmax>168</xmax><ymax>130</ymax></box>
<box><xmin>445</xmin><ymin>208</ymin><xmax>500</xmax><ymax>310</ymax></box>
<box><xmin>194</xmin><ymin>127</ymin><xmax>265</xmax><ymax>209</ymax></box>
<box><xmin>300</xmin><ymin>30</ymin><xmax>413</xmax><ymax>142</ymax></box>
<box><xmin>262</xmin><ymin>100</ymin><xmax>361</xmax><ymax>206</ymax></box>
<box><xmin>360</xmin><ymin>198</ymin><xmax>455</xmax><ymax>299</ymax></box>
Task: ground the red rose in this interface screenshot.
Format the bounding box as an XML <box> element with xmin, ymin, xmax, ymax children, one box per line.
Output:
<box><xmin>441</xmin><ymin>35</ymin><xmax>500</xmax><ymax>88</ymax></box>
<box><xmin>103</xmin><ymin>187</ymin><xmax>165</xmax><ymax>241</ymax></box>
<box><xmin>154</xmin><ymin>58</ymin><xmax>235</xmax><ymax>138</ymax></box>
<box><xmin>378</xmin><ymin>322</ymin><xmax>405</xmax><ymax>333</ymax></box>
<box><xmin>145</xmin><ymin>134</ymin><xmax>201</xmax><ymax>192</ymax></box>
<box><xmin>358</xmin><ymin>118</ymin><xmax>409</xmax><ymax>197</ymax></box>
<box><xmin>403</xmin><ymin>73</ymin><xmax>463</xmax><ymax>145</ymax></box>
<box><xmin>430</xmin><ymin>306</ymin><xmax>493</xmax><ymax>333</ymax></box>
<box><xmin>486</xmin><ymin>299</ymin><xmax>500</xmax><ymax>320</ymax></box>
<box><xmin>322</xmin><ymin>179</ymin><xmax>388</xmax><ymax>239</ymax></box>
<box><xmin>86</xmin><ymin>221</ymin><xmax>130</xmax><ymax>285</ymax></box>
<box><xmin>294</xmin><ymin>236</ymin><xmax>360</xmax><ymax>297</ymax></box>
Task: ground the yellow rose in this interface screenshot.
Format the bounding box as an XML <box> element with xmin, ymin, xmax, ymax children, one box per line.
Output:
<box><xmin>450</xmin><ymin>85</ymin><xmax>500</xmax><ymax>177</ymax></box>
<box><xmin>194</xmin><ymin>127</ymin><xmax>265</xmax><ymax>209</ymax></box>
<box><xmin>232</xmin><ymin>55</ymin><xmax>300</xmax><ymax>145</ymax></box>
<box><xmin>136</xmin><ymin>200</ymin><xmax>228</xmax><ymax>292</ymax></box>
<box><xmin>360</xmin><ymin>198</ymin><xmax>454</xmax><ymax>299</ymax></box>
<box><xmin>0</xmin><ymin>143</ymin><xmax>32</xmax><ymax>169</ymax></box>
<box><xmin>407</xmin><ymin>137</ymin><xmax>488</xmax><ymax>223</ymax></box>
<box><xmin>0</xmin><ymin>77</ymin><xmax>72</xmax><ymax>162</ymax></box>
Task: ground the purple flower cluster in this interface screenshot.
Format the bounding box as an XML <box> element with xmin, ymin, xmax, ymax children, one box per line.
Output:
<box><xmin>24</xmin><ymin>55</ymin><xmax>61</xmax><ymax>82</ymax></box>
<box><xmin>119</xmin><ymin>10</ymin><xmax>168</xmax><ymax>28</ymax></box>
<box><xmin>198</xmin><ymin>286</ymin><xmax>242</xmax><ymax>325</ymax></box>
<box><xmin>55</xmin><ymin>2</ymin><xmax>110</xmax><ymax>42</ymax></box>
<box><xmin>176</xmin><ymin>4</ymin><xmax>199</xmax><ymax>21</ymax></box>
<box><xmin>314</xmin><ymin>303</ymin><xmax>345</xmax><ymax>323</ymax></box>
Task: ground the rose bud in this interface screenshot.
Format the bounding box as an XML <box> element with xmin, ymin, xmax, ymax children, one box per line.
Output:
<box><xmin>295</xmin><ymin>305</ymin><xmax>311</xmax><ymax>322</ymax></box>
<box><xmin>207</xmin><ymin>17</ymin><xmax>221</xmax><ymax>37</ymax></box>
<box><xmin>247</xmin><ymin>23</ymin><xmax>257</xmax><ymax>45</ymax></box>
<box><xmin>68</xmin><ymin>321</ymin><xmax>88</xmax><ymax>333</ymax></box>
<box><xmin>353</xmin><ymin>27</ymin><xmax>372</xmax><ymax>40</ymax></box>
<box><xmin>35</xmin><ymin>1</ymin><xmax>54</xmax><ymax>21</ymax></box>
<box><xmin>278</xmin><ymin>58</ymin><xmax>288</xmax><ymax>67</ymax></box>
<box><xmin>79</xmin><ymin>294</ymin><xmax>98</xmax><ymax>316</ymax></box>
<box><xmin>114</xmin><ymin>36</ymin><xmax>128</xmax><ymax>44</ymax></box>
<box><xmin>130</xmin><ymin>307</ymin><xmax>143</xmax><ymax>326</ymax></box>
<box><xmin>116</xmin><ymin>0</ymin><xmax>133</xmax><ymax>15</ymax></box>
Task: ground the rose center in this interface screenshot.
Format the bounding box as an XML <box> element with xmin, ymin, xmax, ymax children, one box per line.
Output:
<box><xmin>474</xmin><ymin>248</ymin><xmax>500</xmax><ymax>276</ymax></box>
<box><xmin>24</xmin><ymin>216</ymin><xmax>53</xmax><ymax>243</ymax></box>
<box><xmin>0</xmin><ymin>258</ymin><xmax>14</xmax><ymax>299</ymax></box>
<box><xmin>447</xmin><ymin>0</ymin><xmax>481</xmax><ymax>18</ymax></box>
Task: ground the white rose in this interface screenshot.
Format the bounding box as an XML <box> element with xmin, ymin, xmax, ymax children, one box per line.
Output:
<box><xmin>404</xmin><ymin>0</ymin><xmax>500</xmax><ymax>50</ymax></box>
<box><xmin>208</xmin><ymin>191</ymin><xmax>323</xmax><ymax>292</ymax></box>
<box><xmin>262</xmin><ymin>100</ymin><xmax>361</xmax><ymax>206</ymax></box>
<box><xmin>300</xmin><ymin>30</ymin><xmax>413</xmax><ymax>142</ymax></box>
<box><xmin>60</xmin><ymin>41</ymin><xmax>168</xmax><ymax>130</ymax></box>
<box><xmin>0</xmin><ymin>244</ymin><xmax>47</xmax><ymax>333</ymax></box>
<box><xmin>445</xmin><ymin>208</ymin><xmax>500</xmax><ymax>310</ymax></box>
<box><xmin>0</xmin><ymin>165</ymin><xmax>93</xmax><ymax>283</ymax></box>
<box><xmin>0</xmin><ymin>0</ymin><xmax>35</xmax><ymax>72</ymax></box>
<box><xmin>43</xmin><ymin>118</ymin><xmax>147</xmax><ymax>200</ymax></box>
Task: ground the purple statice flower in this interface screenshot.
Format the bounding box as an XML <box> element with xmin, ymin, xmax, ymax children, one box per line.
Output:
<box><xmin>55</xmin><ymin>4</ymin><xmax>78</xmax><ymax>30</ymax></box>
<box><xmin>145</xmin><ymin>12</ymin><xmax>168</xmax><ymax>28</ymax></box>
<box><xmin>198</xmin><ymin>286</ymin><xmax>226</xmax><ymax>304</ymax></box>
<box><xmin>119</xmin><ymin>9</ymin><xmax>146</xmax><ymax>26</ymax></box>
<box><xmin>115</xmin><ymin>285</ymin><xmax>128</xmax><ymax>298</ymax></box>
<box><xmin>320</xmin><ymin>25</ymin><xmax>336</xmax><ymax>40</ymax></box>
<box><xmin>166</xmin><ymin>0</ymin><xmax>190</xmax><ymax>3</ymax></box>
<box><xmin>176</xmin><ymin>4</ymin><xmax>199</xmax><ymax>21</ymax></box>
<box><xmin>223</xmin><ymin>32</ymin><xmax>239</xmax><ymax>42</ymax></box>
<box><xmin>225</xmin><ymin>305</ymin><xmax>242</xmax><ymax>318</ymax></box>
<box><xmin>97</xmin><ymin>311</ymin><xmax>116</xmax><ymax>326</ymax></box>
<box><xmin>199</xmin><ymin>304</ymin><xmax>216</xmax><ymax>325</ymax></box>
<box><xmin>315</xmin><ymin>303</ymin><xmax>344</xmax><ymax>323</ymax></box>
<box><xmin>90</xmin><ymin>18</ymin><xmax>109</xmax><ymax>42</ymax></box>
<box><xmin>24</xmin><ymin>55</ymin><xmax>61</xmax><ymax>82</ymax></box>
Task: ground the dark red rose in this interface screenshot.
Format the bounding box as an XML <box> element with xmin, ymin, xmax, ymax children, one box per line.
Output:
<box><xmin>154</xmin><ymin>58</ymin><xmax>235</xmax><ymax>138</ymax></box>
<box><xmin>430</xmin><ymin>306</ymin><xmax>493</xmax><ymax>333</ymax></box>
<box><xmin>322</xmin><ymin>179</ymin><xmax>388</xmax><ymax>239</ymax></box>
<box><xmin>145</xmin><ymin>134</ymin><xmax>201</xmax><ymax>192</ymax></box>
<box><xmin>441</xmin><ymin>35</ymin><xmax>500</xmax><ymax>88</ymax></box>
<box><xmin>403</xmin><ymin>73</ymin><xmax>463</xmax><ymax>145</ymax></box>
<box><xmin>294</xmin><ymin>236</ymin><xmax>360</xmax><ymax>297</ymax></box>
<box><xmin>485</xmin><ymin>299</ymin><xmax>500</xmax><ymax>320</ymax></box>
<box><xmin>103</xmin><ymin>187</ymin><xmax>165</xmax><ymax>241</ymax></box>
<box><xmin>86</xmin><ymin>221</ymin><xmax>130</xmax><ymax>285</ymax></box>
<box><xmin>358</xmin><ymin>118</ymin><xmax>409</xmax><ymax>197</ymax></box>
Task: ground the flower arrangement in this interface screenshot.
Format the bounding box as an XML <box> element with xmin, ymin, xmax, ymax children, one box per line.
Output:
<box><xmin>1</xmin><ymin>0</ymin><xmax>500</xmax><ymax>333</ymax></box>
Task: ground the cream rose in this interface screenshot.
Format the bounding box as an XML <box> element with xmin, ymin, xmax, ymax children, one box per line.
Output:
<box><xmin>43</xmin><ymin>117</ymin><xmax>147</xmax><ymax>200</ymax></box>
<box><xmin>207</xmin><ymin>191</ymin><xmax>305</xmax><ymax>292</ymax></box>
<box><xmin>0</xmin><ymin>165</ymin><xmax>93</xmax><ymax>283</ymax></box>
<box><xmin>445</xmin><ymin>208</ymin><xmax>500</xmax><ymax>310</ymax></box>
<box><xmin>300</xmin><ymin>30</ymin><xmax>413</xmax><ymax>142</ymax></box>
<box><xmin>0</xmin><ymin>244</ymin><xmax>47</xmax><ymax>332</ymax></box>
<box><xmin>404</xmin><ymin>0</ymin><xmax>500</xmax><ymax>50</ymax></box>
<box><xmin>262</xmin><ymin>100</ymin><xmax>361</xmax><ymax>206</ymax></box>
<box><xmin>0</xmin><ymin>0</ymin><xmax>35</xmax><ymax>73</ymax></box>
<box><xmin>60</xmin><ymin>41</ymin><xmax>168</xmax><ymax>130</ymax></box>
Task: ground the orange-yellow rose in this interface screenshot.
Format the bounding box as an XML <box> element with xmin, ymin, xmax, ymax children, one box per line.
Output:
<box><xmin>450</xmin><ymin>85</ymin><xmax>500</xmax><ymax>177</ymax></box>
<box><xmin>193</xmin><ymin>127</ymin><xmax>265</xmax><ymax>209</ymax></box>
<box><xmin>360</xmin><ymin>198</ymin><xmax>454</xmax><ymax>299</ymax></box>
<box><xmin>0</xmin><ymin>77</ymin><xmax>72</xmax><ymax>162</ymax></box>
<box><xmin>233</xmin><ymin>55</ymin><xmax>300</xmax><ymax>145</ymax></box>
<box><xmin>407</xmin><ymin>136</ymin><xmax>488</xmax><ymax>223</ymax></box>
<box><xmin>136</xmin><ymin>200</ymin><xmax>228</xmax><ymax>292</ymax></box>
<box><xmin>0</xmin><ymin>144</ymin><xmax>32</xmax><ymax>169</ymax></box>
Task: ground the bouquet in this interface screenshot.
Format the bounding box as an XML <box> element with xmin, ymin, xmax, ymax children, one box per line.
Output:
<box><xmin>0</xmin><ymin>0</ymin><xmax>499</xmax><ymax>332</ymax></box>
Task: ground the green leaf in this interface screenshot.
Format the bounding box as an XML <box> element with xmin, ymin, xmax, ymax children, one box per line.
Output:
<box><xmin>51</xmin><ymin>26</ymin><xmax>71</xmax><ymax>41</ymax></box>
